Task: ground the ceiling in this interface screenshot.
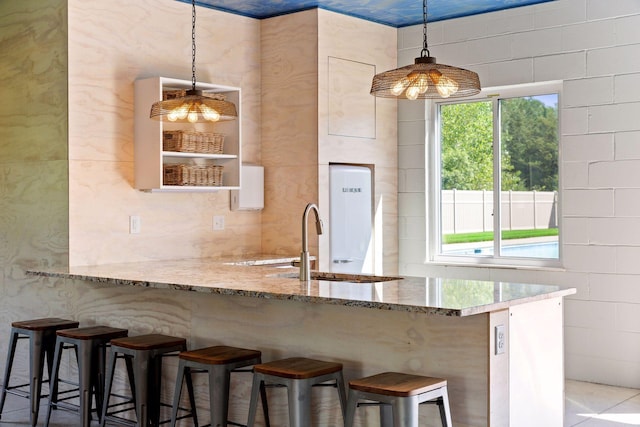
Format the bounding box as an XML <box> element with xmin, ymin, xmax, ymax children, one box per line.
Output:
<box><xmin>182</xmin><ymin>0</ymin><xmax>555</xmax><ymax>28</ymax></box>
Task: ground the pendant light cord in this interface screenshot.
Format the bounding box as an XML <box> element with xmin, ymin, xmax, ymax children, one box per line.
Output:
<box><xmin>191</xmin><ymin>0</ymin><xmax>197</xmax><ymax>91</ymax></box>
<box><xmin>421</xmin><ymin>0</ymin><xmax>430</xmax><ymax>58</ymax></box>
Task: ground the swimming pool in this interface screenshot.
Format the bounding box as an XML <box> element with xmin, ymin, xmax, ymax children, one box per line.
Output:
<box><xmin>445</xmin><ymin>241</ymin><xmax>559</xmax><ymax>259</ymax></box>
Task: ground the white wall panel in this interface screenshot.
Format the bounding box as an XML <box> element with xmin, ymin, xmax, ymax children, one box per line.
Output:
<box><xmin>614</xmin><ymin>188</ymin><xmax>640</xmax><ymax>216</ymax></box>
<box><xmin>564</xmin><ymin>76</ymin><xmax>613</xmax><ymax>107</ymax></box>
<box><xmin>563</xmin><ymin>133</ymin><xmax>614</xmax><ymax>161</ymax></box>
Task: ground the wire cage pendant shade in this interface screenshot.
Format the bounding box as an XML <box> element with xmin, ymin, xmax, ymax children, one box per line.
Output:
<box><xmin>371</xmin><ymin>0</ymin><xmax>480</xmax><ymax>100</ymax></box>
<box><xmin>150</xmin><ymin>90</ymin><xmax>237</xmax><ymax>123</ymax></box>
<box><xmin>150</xmin><ymin>0</ymin><xmax>237</xmax><ymax>123</ymax></box>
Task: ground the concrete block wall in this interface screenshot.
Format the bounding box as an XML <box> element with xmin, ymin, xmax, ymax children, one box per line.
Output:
<box><xmin>397</xmin><ymin>0</ymin><xmax>640</xmax><ymax>387</ymax></box>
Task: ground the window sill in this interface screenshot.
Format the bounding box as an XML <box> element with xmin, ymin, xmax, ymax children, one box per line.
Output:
<box><xmin>426</xmin><ymin>259</ymin><xmax>566</xmax><ymax>272</ymax></box>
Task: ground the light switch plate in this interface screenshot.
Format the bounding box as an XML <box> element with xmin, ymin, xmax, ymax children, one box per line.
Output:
<box><xmin>129</xmin><ymin>215</ymin><xmax>141</xmax><ymax>234</ymax></box>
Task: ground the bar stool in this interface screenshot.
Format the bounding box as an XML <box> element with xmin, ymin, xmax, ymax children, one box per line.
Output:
<box><xmin>344</xmin><ymin>372</ymin><xmax>452</xmax><ymax>427</ymax></box>
<box><xmin>44</xmin><ymin>325</ymin><xmax>129</xmax><ymax>427</ymax></box>
<box><xmin>170</xmin><ymin>345</ymin><xmax>270</xmax><ymax>427</ymax></box>
<box><xmin>100</xmin><ymin>334</ymin><xmax>196</xmax><ymax>427</ymax></box>
<box><xmin>247</xmin><ymin>357</ymin><xmax>346</xmax><ymax>427</ymax></box>
<box><xmin>0</xmin><ymin>317</ymin><xmax>79</xmax><ymax>427</ymax></box>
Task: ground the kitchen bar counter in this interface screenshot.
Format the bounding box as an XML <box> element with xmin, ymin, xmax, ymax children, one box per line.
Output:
<box><xmin>28</xmin><ymin>257</ymin><xmax>574</xmax><ymax>317</ymax></box>
<box><xmin>27</xmin><ymin>257</ymin><xmax>575</xmax><ymax>427</ymax></box>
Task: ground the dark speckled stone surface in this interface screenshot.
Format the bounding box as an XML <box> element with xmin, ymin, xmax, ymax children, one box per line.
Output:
<box><xmin>28</xmin><ymin>256</ymin><xmax>575</xmax><ymax>317</ymax></box>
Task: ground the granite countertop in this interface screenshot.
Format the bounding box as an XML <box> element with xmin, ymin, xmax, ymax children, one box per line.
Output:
<box><xmin>28</xmin><ymin>256</ymin><xmax>575</xmax><ymax>317</ymax></box>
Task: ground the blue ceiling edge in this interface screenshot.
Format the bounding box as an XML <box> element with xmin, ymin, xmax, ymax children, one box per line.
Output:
<box><xmin>177</xmin><ymin>0</ymin><xmax>557</xmax><ymax>29</ymax></box>
<box><xmin>420</xmin><ymin>0</ymin><xmax>556</xmax><ymax>27</ymax></box>
<box><xmin>179</xmin><ymin>0</ymin><xmax>400</xmax><ymax>27</ymax></box>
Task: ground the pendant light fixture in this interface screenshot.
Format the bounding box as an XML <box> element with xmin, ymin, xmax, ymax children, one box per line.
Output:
<box><xmin>371</xmin><ymin>0</ymin><xmax>481</xmax><ymax>100</ymax></box>
<box><xmin>150</xmin><ymin>0</ymin><xmax>237</xmax><ymax>122</ymax></box>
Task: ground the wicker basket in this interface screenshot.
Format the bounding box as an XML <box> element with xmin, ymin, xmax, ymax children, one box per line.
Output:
<box><xmin>163</xmin><ymin>131</ymin><xmax>224</xmax><ymax>154</ymax></box>
<box><xmin>163</xmin><ymin>164</ymin><xmax>223</xmax><ymax>187</ymax></box>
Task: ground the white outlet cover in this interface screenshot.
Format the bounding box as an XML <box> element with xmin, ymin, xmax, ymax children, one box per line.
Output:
<box><xmin>213</xmin><ymin>215</ymin><xmax>225</xmax><ymax>230</ymax></box>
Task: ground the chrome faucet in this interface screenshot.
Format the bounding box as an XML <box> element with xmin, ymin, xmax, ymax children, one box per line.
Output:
<box><xmin>300</xmin><ymin>203</ymin><xmax>323</xmax><ymax>281</ymax></box>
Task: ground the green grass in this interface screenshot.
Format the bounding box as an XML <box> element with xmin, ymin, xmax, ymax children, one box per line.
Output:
<box><xmin>443</xmin><ymin>228</ymin><xmax>558</xmax><ymax>244</ymax></box>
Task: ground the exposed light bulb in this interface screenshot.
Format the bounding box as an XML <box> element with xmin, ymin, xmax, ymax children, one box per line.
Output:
<box><xmin>167</xmin><ymin>110</ymin><xmax>179</xmax><ymax>122</ymax></box>
<box><xmin>408</xmin><ymin>71</ymin><xmax>429</xmax><ymax>95</ymax></box>
<box><xmin>417</xmin><ymin>75</ymin><xmax>429</xmax><ymax>94</ymax></box>
<box><xmin>429</xmin><ymin>69</ymin><xmax>459</xmax><ymax>98</ymax></box>
<box><xmin>436</xmin><ymin>75</ymin><xmax>459</xmax><ymax>98</ymax></box>
<box><xmin>176</xmin><ymin>103</ymin><xmax>190</xmax><ymax>120</ymax></box>
<box><xmin>391</xmin><ymin>77</ymin><xmax>411</xmax><ymax>96</ymax></box>
<box><xmin>405</xmin><ymin>85</ymin><xmax>420</xmax><ymax>100</ymax></box>
<box><xmin>187</xmin><ymin>106</ymin><xmax>198</xmax><ymax>123</ymax></box>
<box><xmin>199</xmin><ymin>104</ymin><xmax>221</xmax><ymax>122</ymax></box>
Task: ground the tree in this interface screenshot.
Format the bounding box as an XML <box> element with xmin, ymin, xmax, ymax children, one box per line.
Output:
<box><xmin>501</xmin><ymin>96</ymin><xmax>558</xmax><ymax>191</ymax></box>
<box><xmin>440</xmin><ymin>96</ymin><xmax>558</xmax><ymax>192</ymax></box>
<box><xmin>440</xmin><ymin>101</ymin><xmax>494</xmax><ymax>190</ymax></box>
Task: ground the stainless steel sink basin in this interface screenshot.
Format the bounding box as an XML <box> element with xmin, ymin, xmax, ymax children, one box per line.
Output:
<box><xmin>274</xmin><ymin>271</ymin><xmax>403</xmax><ymax>283</ymax></box>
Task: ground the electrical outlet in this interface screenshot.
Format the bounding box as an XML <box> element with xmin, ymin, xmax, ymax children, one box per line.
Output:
<box><xmin>495</xmin><ymin>324</ymin><xmax>505</xmax><ymax>355</ymax></box>
<box><xmin>129</xmin><ymin>215</ymin><xmax>141</xmax><ymax>234</ymax></box>
<box><xmin>213</xmin><ymin>215</ymin><xmax>225</xmax><ymax>230</ymax></box>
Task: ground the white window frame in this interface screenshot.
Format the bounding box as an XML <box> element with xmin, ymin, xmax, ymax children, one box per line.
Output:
<box><xmin>427</xmin><ymin>81</ymin><xmax>563</xmax><ymax>269</ymax></box>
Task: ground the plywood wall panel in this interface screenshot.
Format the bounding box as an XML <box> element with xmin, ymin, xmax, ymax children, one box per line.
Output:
<box><xmin>66</xmin><ymin>0</ymin><xmax>262</xmax><ymax>265</ymax></box>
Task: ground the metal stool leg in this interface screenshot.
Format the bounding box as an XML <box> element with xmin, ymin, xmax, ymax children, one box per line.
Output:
<box><xmin>393</xmin><ymin>395</ymin><xmax>420</xmax><ymax>427</ymax></box>
<box><xmin>247</xmin><ymin>373</ymin><xmax>263</xmax><ymax>427</ymax></box>
<box><xmin>77</xmin><ymin>340</ymin><xmax>94</xmax><ymax>427</ymax></box>
<box><xmin>334</xmin><ymin>372</ymin><xmax>347</xmax><ymax>419</ymax></box>
<box><xmin>99</xmin><ymin>347</ymin><xmax>117</xmax><ymax>427</ymax></box>
<box><xmin>380</xmin><ymin>403</ymin><xmax>393</xmax><ymax>427</ymax></box>
<box><xmin>184</xmin><ymin>367</ymin><xmax>198</xmax><ymax>427</ymax></box>
<box><xmin>210</xmin><ymin>365</ymin><xmax>230</xmax><ymax>427</ymax></box>
<box><xmin>344</xmin><ymin>389</ymin><xmax>358</xmax><ymax>427</ymax></box>
<box><xmin>259</xmin><ymin>380</ymin><xmax>270</xmax><ymax>427</ymax></box>
<box><xmin>95</xmin><ymin>341</ymin><xmax>109</xmax><ymax>423</ymax></box>
<box><xmin>170</xmin><ymin>360</ymin><xmax>187</xmax><ymax>427</ymax></box>
<box><xmin>288</xmin><ymin>378</ymin><xmax>312</xmax><ymax>427</ymax></box>
<box><xmin>439</xmin><ymin>387</ymin><xmax>452</xmax><ymax>427</ymax></box>
<box><xmin>28</xmin><ymin>330</ymin><xmax>46</xmax><ymax>427</ymax></box>
<box><xmin>132</xmin><ymin>350</ymin><xmax>150</xmax><ymax>427</ymax></box>
<box><xmin>0</xmin><ymin>329</ymin><xmax>20</xmax><ymax>419</ymax></box>
<box><xmin>44</xmin><ymin>338</ymin><xmax>65</xmax><ymax>427</ymax></box>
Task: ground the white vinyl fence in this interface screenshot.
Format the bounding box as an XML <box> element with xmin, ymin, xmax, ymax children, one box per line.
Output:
<box><xmin>441</xmin><ymin>190</ymin><xmax>558</xmax><ymax>234</ymax></box>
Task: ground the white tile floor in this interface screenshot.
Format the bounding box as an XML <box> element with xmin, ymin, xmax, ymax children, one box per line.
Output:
<box><xmin>0</xmin><ymin>379</ymin><xmax>639</xmax><ymax>426</ymax></box>
<box><xmin>566</xmin><ymin>380</ymin><xmax>640</xmax><ymax>426</ymax></box>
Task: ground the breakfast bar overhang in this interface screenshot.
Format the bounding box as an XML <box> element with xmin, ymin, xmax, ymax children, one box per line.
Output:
<box><xmin>29</xmin><ymin>257</ymin><xmax>575</xmax><ymax>427</ymax></box>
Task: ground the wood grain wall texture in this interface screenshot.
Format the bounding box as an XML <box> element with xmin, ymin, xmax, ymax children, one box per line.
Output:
<box><xmin>261</xmin><ymin>9</ymin><xmax>399</xmax><ymax>275</ymax></box>
<box><xmin>0</xmin><ymin>0</ymin><xmax>72</xmax><ymax>382</ymax></box>
<box><xmin>260</xmin><ymin>10</ymin><xmax>320</xmax><ymax>258</ymax></box>
<box><xmin>66</xmin><ymin>0</ymin><xmax>263</xmax><ymax>266</ymax></box>
<box><xmin>70</xmin><ymin>279</ymin><xmax>488</xmax><ymax>427</ymax></box>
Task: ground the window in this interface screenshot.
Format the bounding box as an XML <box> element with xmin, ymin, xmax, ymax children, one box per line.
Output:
<box><xmin>430</xmin><ymin>83</ymin><xmax>560</xmax><ymax>266</ymax></box>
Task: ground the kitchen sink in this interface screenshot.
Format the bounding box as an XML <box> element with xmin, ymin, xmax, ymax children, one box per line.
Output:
<box><xmin>274</xmin><ymin>271</ymin><xmax>403</xmax><ymax>283</ymax></box>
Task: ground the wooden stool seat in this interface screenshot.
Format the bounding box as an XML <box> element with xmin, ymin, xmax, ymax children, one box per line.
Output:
<box><xmin>0</xmin><ymin>318</ymin><xmax>79</xmax><ymax>426</ymax></box>
<box><xmin>170</xmin><ymin>345</ymin><xmax>268</xmax><ymax>427</ymax></box>
<box><xmin>45</xmin><ymin>326</ymin><xmax>129</xmax><ymax>427</ymax></box>
<box><xmin>345</xmin><ymin>372</ymin><xmax>452</xmax><ymax>427</ymax></box>
<box><xmin>109</xmin><ymin>333</ymin><xmax>186</xmax><ymax>350</ymax></box>
<box><xmin>56</xmin><ymin>326</ymin><xmax>128</xmax><ymax>341</ymax></box>
<box><xmin>253</xmin><ymin>357</ymin><xmax>343</xmax><ymax>379</ymax></box>
<box><xmin>100</xmin><ymin>334</ymin><xmax>194</xmax><ymax>427</ymax></box>
<box><xmin>179</xmin><ymin>345</ymin><xmax>261</xmax><ymax>365</ymax></box>
<box><xmin>11</xmin><ymin>318</ymin><xmax>79</xmax><ymax>331</ymax></box>
<box><xmin>349</xmin><ymin>372</ymin><xmax>447</xmax><ymax>397</ymax></box>
<box><xmin>248</xmin><ymin>357</ymin><xmax>346</xmax><ymax>427</ymax></box>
